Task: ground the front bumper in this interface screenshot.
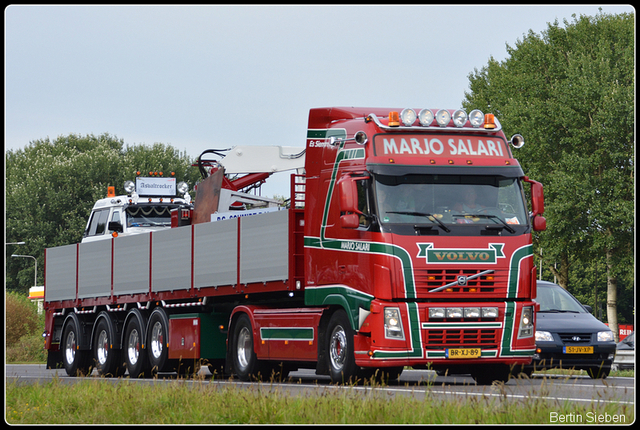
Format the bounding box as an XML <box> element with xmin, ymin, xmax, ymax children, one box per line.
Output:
<box><xmin>528</xmin><ymin>342</ymin><xmax>616</xmax><ymax>371</ymax></box>
<box><xmin>354</xmin><ymin>300</ymin><xmax>535</xmax><ymax>368</ymax></box>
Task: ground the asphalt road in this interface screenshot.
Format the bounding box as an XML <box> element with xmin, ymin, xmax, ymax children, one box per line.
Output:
<box><xmin>6</xmin><ymin>364</ymin><xmax>634</xmax><ymax>407</ymax></box>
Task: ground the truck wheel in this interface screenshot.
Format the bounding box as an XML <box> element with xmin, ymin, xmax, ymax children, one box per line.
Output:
<box><xmin>61</xmin><ymin>319</ymin><xmax>90</xmax><ymax>376</ymax></box>
<box><xmin>92</xmin><ymin>319</ymin><xmax>125</xmax><ymax>377</ymax></box>
<box><xmin>230</xmin><ymin>314</ymin><xmax>264</xmax><ymax>381</ymax></box>
<box><xmin>147</xmin><ymin>308</ymin><xmax>176</xmax><ymax>373</ymax></box>
<box><xmin>326</xmin><ymin>309</ymin><xmax>358</xmax><ymax>383</ymax></box>
<box><xmin>123</xmin><ymin>317</ymin><xmax>150</xmax><ymax>378</ymax></box>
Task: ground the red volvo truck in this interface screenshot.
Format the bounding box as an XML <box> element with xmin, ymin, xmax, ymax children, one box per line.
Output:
<box><xmin>43</xmin><ymin>107</ymin><xmax>546</xmax><ymax>384</ymax></box>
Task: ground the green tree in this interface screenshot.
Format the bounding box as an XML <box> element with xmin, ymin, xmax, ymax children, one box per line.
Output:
<box><xmin>5</xmin><ymin>134</ymin><xmax>200</xmax><ymax>294</ymax></box>
<box><xmin>463</xmin><ymin>11</ymin><xmax>634</xmax><ymax>339</ymax></box>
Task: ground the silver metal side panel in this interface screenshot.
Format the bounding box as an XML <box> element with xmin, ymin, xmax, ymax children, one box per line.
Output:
<box><xmin>152</xmin><ymin>226</ymin><xmax>192</xmax><ymax>292</ymax></box>
<box><xmin>240</xmin><ymin>209</ymin><xmax>288</xmax><ymax>284</ymax></box>
<box><xmin>194</xmin><ymin>218</ymin><xmax>238</xmax><ymax>288</ymax></box>
<box><xmin>78</xmin><ymin>240</ymin><xmax>111</xmax><ymax>299</ymax></box>
<box><xmin>45</xmin><ymin>244</ymin><xmax>77</xmax><ymax>302</ymax></box>
<box><xmin>113</xmin><ymin>234</ymin><xmax>150</xmax><ymax>296</ymax></box>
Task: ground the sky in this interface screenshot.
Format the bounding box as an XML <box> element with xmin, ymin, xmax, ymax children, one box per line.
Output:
<box><xmin>4</xmin><ymin>4</ymin><xmax>633</xmax><ymax>197</ymax></box>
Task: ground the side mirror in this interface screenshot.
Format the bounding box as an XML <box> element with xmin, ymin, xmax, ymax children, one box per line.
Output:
<box><xmin>529</xmin><ymin>179</ymin><xmax>545</xmax><ymax>217</ymax></box>
<box><xmin>340</xmin><ymin>213</ymin><xmax>360</xmax><ymax>229</ymax></box>
<box><xmin>524</xmin><ymin>177</ymin><xmax>546</xmax><ymax>231</ymax></box>
<box><xmin>338</xmin><ymin>176</ymin><xmax>363</xmax><ymax>229</ymax></box>
<box><xmin>583</xmin><ymin>305</ymin><xmax>593</xmax><ymax>314</ymax></box>
<box><xmin>338</xmin><ymin>176</ymin><xmax>358</xmax><ymax>214</ymax></box>
<box><xmin>108</xmin><ymin>221</ymin><xmax>124</xmax><ymax>233</ymax></box>
<box><xmin>533</xmin><ymin>215</ymin><xmax>546</xmax><ymax>231</ymax></box>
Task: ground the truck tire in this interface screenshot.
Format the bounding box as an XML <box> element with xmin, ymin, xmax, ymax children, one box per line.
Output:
<box><xmin>147</xmin><ymin>308</ymin><xmax>176</xmax><ymax>373</ymax></box>
<box><xmin>92</xmin><ymin>319</ymin><xmax>125</xmax><ymax>377</ymax></box>
<box><xmin>61</xmin><ymin>319</ymin><xmax>90</xmax><ymax>377</ymax></box>
<box><xmin>230</xmin><ymin>313</ymin><xmax>265</xmax><ymax>381</ymax></box>
<box><xmin>123</xmin><ymin>316</ymin><xmax>151</xmax><ymax>378</ymax></box>
<box><xmin>326</xmin><ymin>309</ymin><xmax>358</xmax><ymax>383</ymax></box>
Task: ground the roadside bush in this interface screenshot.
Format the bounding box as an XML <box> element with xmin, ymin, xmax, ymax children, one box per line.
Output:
<box><xmin>6</xmin><ymin>292</ymin><xmax>40</xmax><ymax>345</ymax></box>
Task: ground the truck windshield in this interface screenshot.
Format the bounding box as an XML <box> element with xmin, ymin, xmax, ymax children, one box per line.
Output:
<box><xmin>126</xmin><ymin>205</ymin><xmax>175</xmax><ymax>227</ymax></box>
<box><xmin>374</xmin><ymin>174</ymin><xmax>528</xmax><ymax>230</ymax></box>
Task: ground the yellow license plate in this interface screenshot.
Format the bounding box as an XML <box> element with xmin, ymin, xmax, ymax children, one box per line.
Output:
<box><xmin>446</xmin><ymin>348</ymin><xmax>481</xmax><ymax>359</ymax></box>
<box><xmin>564</xmin><ymin>346</ymin><xmax>594</xmax><ymax>354</ymax></box>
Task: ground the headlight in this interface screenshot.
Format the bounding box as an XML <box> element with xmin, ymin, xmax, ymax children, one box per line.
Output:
<box><xmin>535</xmin><ymin>330</ymin><xmax>554</xmax><ymax>342</ymax></box>
<box><xmin>518</xmin><ymin>306</ymin><xmax>534</xmax><ymax>338</ymax></box>
<box><xmin>469</xmin><ymin>109</ymin><xmax>484</xmax><ymax>127</ymax></box>
<box><xmin>177</xmin><ymin>181</ymin><xmax>189</xmax><ymax>194</ymax></box>
<box><xmin>400</xmin><ymin>108</ymin><xmax>417</xmax><ymax>126</ymax></box>
<box><xmin>452</xmin><ymin>109</ymin><xmax>468</xmax><ymax>127</ymax></box>
<box><xmin>597</xmin><ymin>331</ymin><xmax>614</xmax><ymax>342</ymax></box>
<box><xmin>435</xmin><ymin>109</ymin><xmax>451</xmax><ymax>127</ymax></box>
<box><xmin>124</xmin><ymin>180</ymin><xmax>135</xmax><ymax>194</ymax></box>
<box><xmin>384</xmin><ymin>307</ymin><xmax>404</xmax><ymax>339</ymax></box>
<box><xmin>418</xmin><ymin>109</ymin><xmax>434</xmax><ymax>126</ymax></box>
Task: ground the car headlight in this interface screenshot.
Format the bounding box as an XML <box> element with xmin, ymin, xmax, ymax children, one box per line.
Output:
<box><xmin>597</xmin><ymin>331</ymin><xmax>614</xmax><ymax>342</ymax></box>
<box><xmin>535</xmin><ymin>330</ymin><xmax>554</xmax><ymax>342</ymax></box>
<box><xmin>384</xmin><ymin>307</ymin><xmax>404</xmax><ymax>340</ymax></box>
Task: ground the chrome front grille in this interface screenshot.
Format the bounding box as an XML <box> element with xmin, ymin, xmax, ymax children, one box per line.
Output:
<box><xmin>414</xmin><ymin>268</ymin><xmax>504</xmax><ymax>294</ymax></box>
<box><xmin>425</xmin><ymin>328</ymin><xmax>500</xmax><ymax>348</ymax></box>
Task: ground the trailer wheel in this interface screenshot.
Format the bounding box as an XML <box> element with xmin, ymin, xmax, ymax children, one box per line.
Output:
<box><xmin>230</xmin><ymin>314</ymin><xmax>264</xmax><ymax>381</ymax></box>
<box><xmin>147</xmin><ymin>308</ymin><xmax>176</xmax><ymax>373</ymax></box>
<box><xmin>326</xmin><ymin>309</ymin><xmax>358</xmax><ymax>383</ymax></box>
<box><xmin>124</xmin><ymin>316</ymin><xmax>150</xmax><ymax>378</ymax></box>
<box><xmin>92</xmin><ymin>319</ymin><xmax>125</xmax><ymax>377</ymax></box>
<box><xmin>61</xmin><ymin>319</ymin><xmax>90</xmax><ymax>377</ymax></box>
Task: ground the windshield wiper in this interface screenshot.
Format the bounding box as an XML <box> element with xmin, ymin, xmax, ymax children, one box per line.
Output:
<box><xmin>387</xmin><ymin>211</ymin><xmax>451</xmax><ymax>232</ymax></box>
<box><xmin>452</xmin><ymin>214</ymin><xmax>516</xmax><ymax>234</ymax></box>
<box><xmin>541</xmin><ymin>309</ymin><xmax>580</xmax><ymax>313</ymax></box>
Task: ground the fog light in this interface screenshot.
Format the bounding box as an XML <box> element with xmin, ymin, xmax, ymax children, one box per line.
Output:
<box><xmin>481</xmin><ymin>307</ymin><xmax>498</xmax><ymax>319</ymax></box>
<box><xmin>429</xmin><ymin>308</ymin><xmax>445</xmax><ymax>319</ymax></box>
<box><xmin>464</xmin><ymin>307</ymin><xmax>480</xmax><ymax>319</ymax></box>
<box><xmin>446</xmin><ymin>307</ymin><xmax>463</xmax><ymax>319</ymax></box>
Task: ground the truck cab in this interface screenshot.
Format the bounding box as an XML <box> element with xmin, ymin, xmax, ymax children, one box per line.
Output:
<box><xmin>82</xmin><ymin>173</ymin><xmax>192</xmax><ymax>243</ymax></box>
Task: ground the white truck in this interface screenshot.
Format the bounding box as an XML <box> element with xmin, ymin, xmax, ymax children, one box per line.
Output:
<box><xmin>82</xmin><ymin>173</ymin><xmax>192</xmax><ymax>243</ymax></box>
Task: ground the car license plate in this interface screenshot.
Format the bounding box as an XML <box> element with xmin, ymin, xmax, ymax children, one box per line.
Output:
<box><xmin>564</xmin><ymin>346</ymin><xmax>594</xmax><ymax>354</ymax></box>
<box><xmin>446</xmin><ymin>348</ymin><xmax>481</xmax><ymax>359</ymax></box>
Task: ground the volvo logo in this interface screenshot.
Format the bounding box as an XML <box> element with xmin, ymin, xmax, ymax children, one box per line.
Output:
<box><xmin>457</xmin><ymin>276</ymin><xmax>468</xmax><ymax>286</ymax></box>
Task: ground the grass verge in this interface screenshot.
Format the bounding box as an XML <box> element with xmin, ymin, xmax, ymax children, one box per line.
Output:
<box><xmin>5</xmin><ymin>376</ymin><xmax>634</xmax><ymax>424</ymax></box>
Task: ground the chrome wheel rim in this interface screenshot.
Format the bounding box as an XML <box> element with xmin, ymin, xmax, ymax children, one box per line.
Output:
<box><xmin>150</xmin><ymin>321</ymin><xmax>164</xmax><ymax>360</ymax></box>
<box><xmin>127</xmin><ymin>328</ymin><xmax>140</xmax><ymax>365</ymax></box>
<box><xmin>96</xmin><ymin>330</ymin><xmax>109</xmax><ymax>366</ymax></box>
<box><xmin>329</xmin><ymin>325</ymin><xmax>347</xmax><ymax>371</ymax></box>
<box><xmin>237</xmin><ymin>326</ymin><xmax>252</xmax><ymax>371</ymax></box>
<box><xmin>64</xmin><ymin>330</ymin><xmax>76</xmax><ymax>365</ymax></box>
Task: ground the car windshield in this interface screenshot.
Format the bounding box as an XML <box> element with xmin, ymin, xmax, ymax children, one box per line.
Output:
<box><xmin>126</xmin><ymin>205</ymin><xmax>175</xmax><ymax>227</ymax></box>
<box><xmin>536</xmin><ymin>284</ymin><xmax>587</xmax><ymax>313</ymax></box>
<box><xmin>374</xmin><ymin>174</ymin><xmax>528</xmax><ymax>228</ymax></box>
